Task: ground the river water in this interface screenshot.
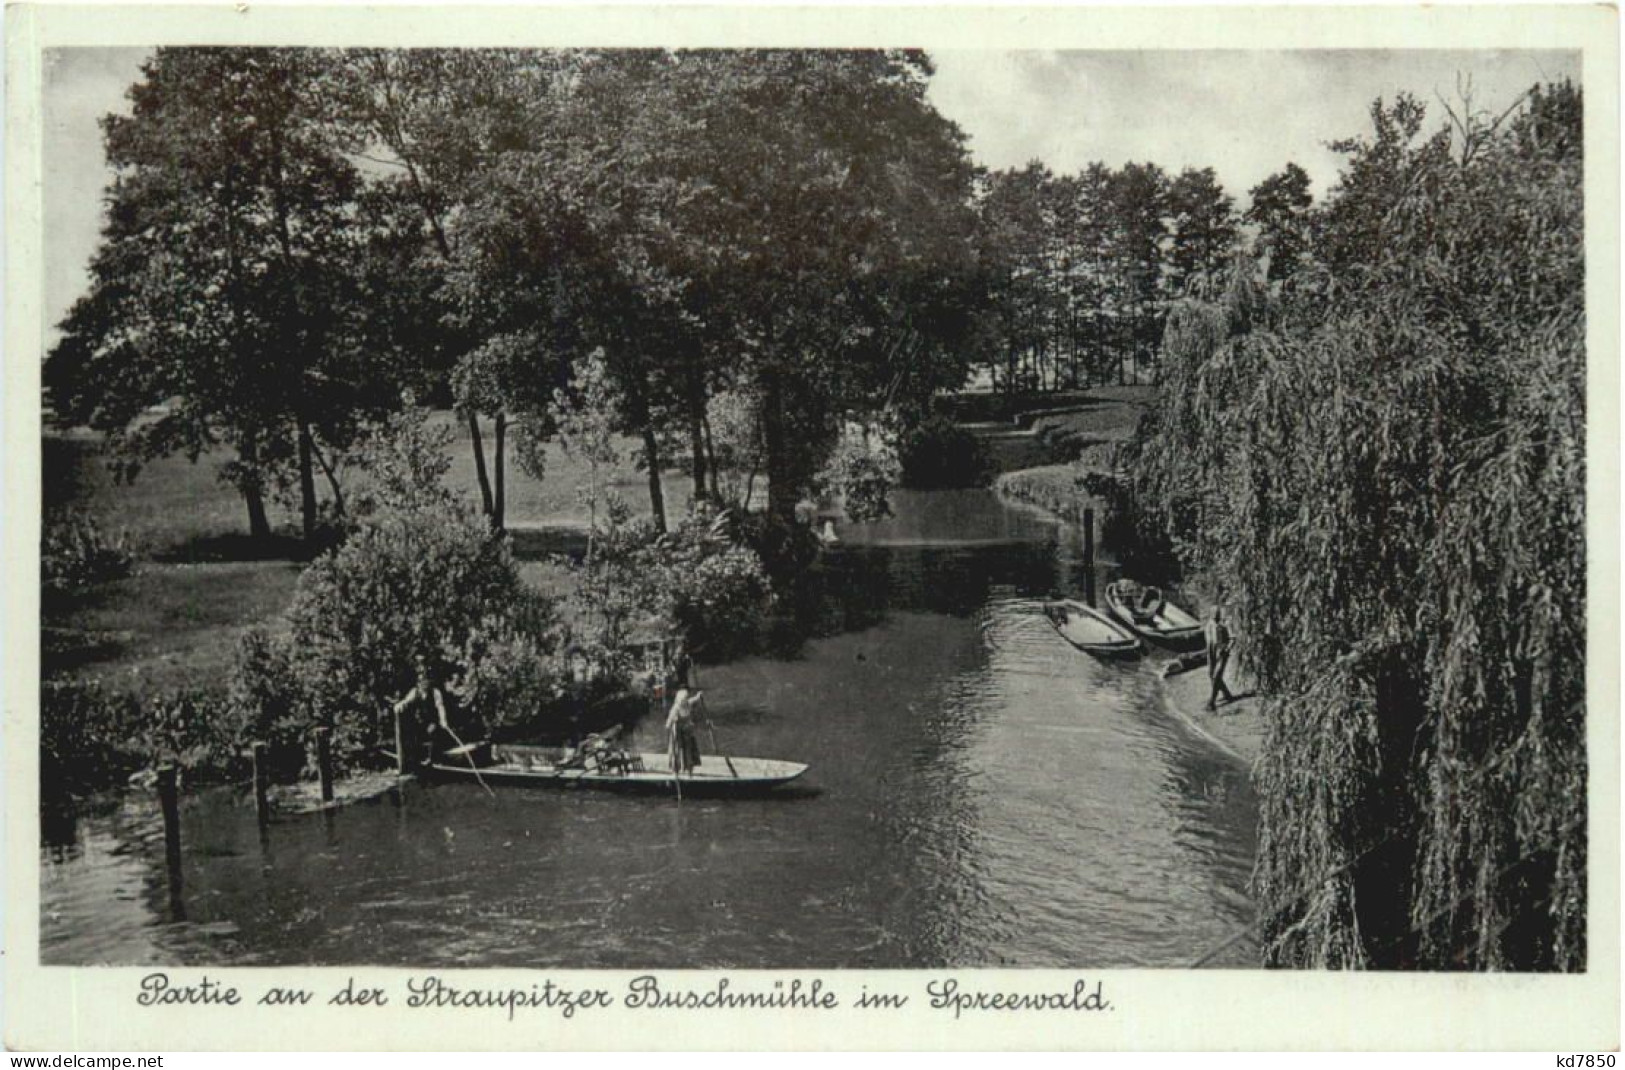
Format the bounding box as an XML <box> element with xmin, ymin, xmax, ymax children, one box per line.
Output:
<box><xmin>40</xmin><ymin>489</ymin><xmax>1258</xmax><ymax>968</ymax></box>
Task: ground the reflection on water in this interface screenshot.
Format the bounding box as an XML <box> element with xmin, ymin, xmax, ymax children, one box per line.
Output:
<box><xmin>41</xmin><ymin>489</ymin><xmax>1258</xmax><ymax>968</ymax></box>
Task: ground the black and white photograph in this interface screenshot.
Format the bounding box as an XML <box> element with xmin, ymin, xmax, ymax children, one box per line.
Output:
<box><xmin>8</xmin><ymin>1</ymin><xmax>1618</xmax><ymax>1051</ymax></box>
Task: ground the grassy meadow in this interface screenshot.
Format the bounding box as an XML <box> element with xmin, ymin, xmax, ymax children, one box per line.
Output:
<box><xmin>43</xmin><ymin>411</ymin><xmax>702</xmax><ymax>696</ymax></box>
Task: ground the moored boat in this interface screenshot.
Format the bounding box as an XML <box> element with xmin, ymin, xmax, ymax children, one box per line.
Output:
<box><xmin>1104</xmin><ymin>581</ymin><xmax>1204</xmax><ymax>650</ymax></box>
<box><xmin>1043</xmin><ymin>600</ymin><xmax>1142</xmax><ymax>659</ymax></box>
<box><xmin>423</xmin><ymin>741</ymin><xmax>809</xmax><ymax>796</ymax></box>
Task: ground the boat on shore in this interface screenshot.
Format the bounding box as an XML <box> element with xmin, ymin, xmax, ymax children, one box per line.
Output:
<box><xmin>1104</xmin><ymin>581</ymin><xmax>1205</xmax><ymax>651</ymax></box>
<box><xmin>1043</xmin><ymin>599</ymin><xmax>1142</xmax><ymax>659</ymax></box>
<box><xmin>423</xmin><ymin>741</ymin><xmax>810</xmax><ymax>796</ymax></box>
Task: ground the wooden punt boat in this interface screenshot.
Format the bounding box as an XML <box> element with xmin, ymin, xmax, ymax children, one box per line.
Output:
<box><xmin>1104</xmin><ymin>581</ymin><xmax>1205</xmax><ymax>651</ymax></box>
<box><xmin>1044</xmin><ymin>600</ymin><xmax>1142</xmax><ymax>659</ymax></box>
<box><xmin>423</xmin><ymin>742</ymin><xmax>810</xmax><ymax>796</ymax></box>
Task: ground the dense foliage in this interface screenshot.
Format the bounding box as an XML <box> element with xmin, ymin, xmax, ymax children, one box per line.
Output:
<box><xmin>229</xmin><ymin>412</ymin><xmax>572</xmax><ymax>759</ymax></box>
<box><xmin>42</xmin><ymin>681</ymin><xmax>246</xmax><ymax>795</ymax></box>
<box><xmin>44</xmin><ymin>49</ymin><xmax>396</xmax><ymax>542</ymax></box>
<box><xmin>897</xmin><ymin>414</ymin><xmax>993</xmax><ymax>489</ymax></box>
<box><xmin>1130</xmin><ymin>84</ymin><xmax>1585</xmax><ymax>969</ymax></box>
<box><xmin>567</xmin><ymin>499</ymin><xmax>773</xmax><ymax>662</ymax></box>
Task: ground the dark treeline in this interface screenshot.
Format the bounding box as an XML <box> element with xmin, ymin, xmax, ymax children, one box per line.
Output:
<box><xmin>1129</xmin><ymin>84</ymin><xmax>1585</xmax><ymax>971</ymax></box>
<box><xmin>974</xmin><ymin>159</ymin><xmax>1254</xmax><ymax>392</ymax></box>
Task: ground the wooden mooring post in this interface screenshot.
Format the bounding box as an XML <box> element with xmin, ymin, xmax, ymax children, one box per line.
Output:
<box><xmin>251</xmin><ymin>742</ymin><xmax>271</xmax><ymax>826</ymax></box>
<box><xmin>393</xmin><ymin>705</ymin><xmax>411</xmax><ymax>778</ymax></box>
<box><xmin>156</xmin><ymin>764</ymin><xmax>184</xmax><ymax>918</ymax></box>
<box><xmin>1083</xmin><ymin>507</ymin><xmax>1098</xmax><ymax>607</ymax></box>
<box><xmin>157</xmin><ymin>763</ymin><xmax>181</xmax><ymax>861</ymax></box>
<box><xmin>315</xmin><ymin>726</ymin><xmax>334</xmax><ymax>803</ymax></box>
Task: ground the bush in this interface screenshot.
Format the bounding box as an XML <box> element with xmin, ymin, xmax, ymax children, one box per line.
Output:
<box><xmin>453</xmin><ymin>607</ymin><xmax>572</xmax><ymax>733</ymax></box>
<box><xmin>569</xmin><ymin>500</ymin><xmax>774</xmax><ymax>660</ymax></box>
<box><xmin>42</xmin><ymin>513</ymin><xmax>134</xmax><ymax>598</ymax></box>
<box><xmin>253</xmin><ymin>503</ymin><xmax>565</xmax><ymax>759</ymax></box>
<box><xmin>897</xmin><ymin>415</ymin><xmax>992</xmax><ymax>489</ymax></box>
<box><xmin>227</xmin><ymin>628</ymin><xmax>307</xmax><ymax>755</ymax></box>
<box><xmin>41</xmin><ymin>680</ymin><xmax>246</xmax><ymax>796</ymax></box>
<box><xmin>815</xmin><ymin>424</ymin><xmax>901</xmax><ymax>522</ymax></box>
<box><xmin>649</xmin><ymin>507</ymin><xmax>773</xmax><ymax>658</ymax></box>
<box><xmin>41</xmin><ymin>681</ymin><xmax>144</xmax><ymax>794</ymax></box>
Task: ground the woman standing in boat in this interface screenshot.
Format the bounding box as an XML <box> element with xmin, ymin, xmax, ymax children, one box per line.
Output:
<box><xmin>666</xmin><ymin>687</ymin><xmax>706</xmax><ymax>776</ymax></box>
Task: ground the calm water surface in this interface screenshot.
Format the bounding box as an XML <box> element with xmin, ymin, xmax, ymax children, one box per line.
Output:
<box><xmin>41</xmin><ymin>489</ymin><xmax>1258</xmax><ymax>968</ymax></box>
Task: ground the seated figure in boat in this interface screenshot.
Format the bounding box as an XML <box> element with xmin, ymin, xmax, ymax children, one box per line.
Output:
<box><xmin>666</xmin><ymin>687</ymin><xmax>707</xmax><ymax>776</ymax></box>
<box><xmin>1132</xmin><ymin>585</ymin><xmax>1166</xmax><ymax>625</ymax></box>
<box><xmin>559</xmin><ymin>726</ymin><xmax>634</xmax><ymax>773</ymax></box>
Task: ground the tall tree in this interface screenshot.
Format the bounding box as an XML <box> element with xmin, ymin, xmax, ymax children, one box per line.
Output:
<box><xmin>660</xmin><ymin>50</ymin><xmax>982</xmax><ymax>525</ymax></box>
<box><xmin>332</xmin><ymin>48</ymin><xmax>581</xmax><ymax>529</ymax></box>
<box><xmin>1165</xmin><ymin>167</ymin><xmax>1238</xmax><ymax>296</ymax></box>
<box><xmin>46</xmin><ymin>48</ymin><xmax>384</xmax><ymax>541</ymax></box>
<box><xmin>1246</xmin><ymin>162</ymin><xmax>1314</xmax><ymax>283</ymax></box>
<box><xmin>450</xmin><ymin>50</ymin><xmax>983</xmax><ymax>534</ymax></box>
<box><xmin>1135</xmin><ymin>84</ymin><xmax>1585</xmax><ymax>970</ymax></box>
<box><xmin>1108</xmin><ymin>162</ymin><xmax>1170</xmax><ymax>383</ymax></box>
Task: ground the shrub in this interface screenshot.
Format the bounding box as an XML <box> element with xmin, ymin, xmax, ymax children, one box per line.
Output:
<box><xmin>568</xmin><ymin>500</ymin><xmax>774</xmax><ymax>660</ymax></box>
<box><xmin>453</xmin><ymin>606</ymin><xmax>572</xmax><ymax>733</ymax></box>
<box><xmin>897</xmin><ymin>415</ymin><xmax>991</xmax><ymax>489</ymax></box>
<box><xmin>649</xmin><ymin>507</ymin><xmax>773</xmax><ymax>657</ymax></box>
<box><xmin>815</xmin><ymin>424</ymin><xmax>901</xmax><ymax>522</ymax></box>
<box><xmin>41</xmin><ymin>680</ymin><xmax>246</xmax><ymax>795</ymax></box>
<box><xmin>261</xmin><ymin>503</ymin><xmax>563</xmax><ymax>758</ymax></box>
<box><xmin>41</xmin><ymin>681</ymin><xmax>144</xmax><ymax>794</ymax></box>
<box><xmin>227</xmin><ymin>628</ymin><xmax>306</xmax><ymax>755</ymax></box>
<box><xmin>42</xmin><ymin>513</ymin><xmax>134</xmax><ymax>598</ymax></box>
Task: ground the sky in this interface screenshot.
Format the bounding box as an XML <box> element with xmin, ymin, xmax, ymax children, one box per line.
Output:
<box><xmin>41</xmin><ymin>46</ymin><xmax>1579</xmax><ymax>338</ymax></box>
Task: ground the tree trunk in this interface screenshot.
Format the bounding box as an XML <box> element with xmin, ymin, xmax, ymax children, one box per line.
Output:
<box><xmin>493</xmin><ymin>411</ymin><xmax>507</xmax><ymax>533</ymax></box>
<box><xmin>761</xmin><ymin>372</ymin><xmax>799</xmax><ymax>526</ymax></box>
<box><xmin>687</xmin><ymin>366</ymin><xmax>709</xmax><ymax>505</ymax></box>
<box><xmin>244</xmin><ymin>484</ymin><xmax>271</xmax><ymax>540</ymax></box>
<box><xmin>296</xmin><ymin>415</ymin><xmax>318</xmax><ymax>541</ymax></box>
<box><xmin>701</xmin><ymin>411</ymin><xmax>722</xmax><ymax>502</ymax></box>
<box><xmin>467</xmin><ymin>410</ymin><xmax>495</xmax><ymax>520</ymax></box>
<box><xmin>642</xmin><ymin>426</ymin><xmax>667</xmax><ymax>534</ymax></box>
<box><xmin>310</xmin><ymin>436</ymin><xmax>345</xmax><ymax>518</ymax></box>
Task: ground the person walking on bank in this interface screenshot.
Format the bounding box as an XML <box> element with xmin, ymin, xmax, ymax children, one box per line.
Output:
<box><xmin>666</xmin><ymin>686</ymin><xmax>706</xmax><ymax>777</ymax></box>
<box><xmin>1205</xmin><ymin>607</ymin><xmax>1237</xmax><ymax>712</ymax></box>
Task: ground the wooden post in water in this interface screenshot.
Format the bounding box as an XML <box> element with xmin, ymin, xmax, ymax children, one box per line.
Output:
<box><xmin>393</xmin><ymin>705</ymin><xmax>410</xmax><ymax>778</ymax></box>
<box><xmin>315</xmin><ymin>726</ymin><xmax>334</xmax><ymax>804</ymax></box>
<box><xmin>156</xmin><ymin>763</ymin><xmax>185</xmax><ymax>918</ymax></box>
<box><xmin>251</xmin><ymin>742</ymin><xmax>271</xmax><ymax>826</ymax></box>
<box><xmin>157</xmin><ymin>763</ymin><xmax>181</xmax><ymax>860</ymax></box>
<box><xmin>1083</xmin><ymin>506</ymin><xmax>1098</xmax><ymax>607</ymax></box>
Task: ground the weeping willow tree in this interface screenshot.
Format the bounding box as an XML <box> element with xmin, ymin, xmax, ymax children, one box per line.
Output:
<box><xmin>1131</xmin><ymin>83</ymin><xmax>1585</xmax><ymax>969</ymax></box>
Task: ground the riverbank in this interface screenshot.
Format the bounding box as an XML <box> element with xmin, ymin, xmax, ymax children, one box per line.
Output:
<box><xmin>1159</xmin><ymin>661</ymin><xmax>1264</xmax><ymax>768</ymax></box>
<box><xmin>968</xmin><ymin>388</ymin><xmax>1264</xmax><ymax>769</ymax></box>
